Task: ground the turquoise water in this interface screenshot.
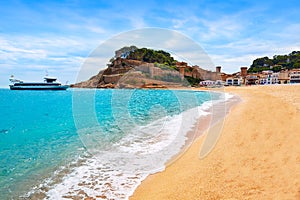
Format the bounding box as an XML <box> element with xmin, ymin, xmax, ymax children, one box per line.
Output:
<box><xmin>0</xmin><ymin>88</ymin><xmax>216</xmax><ymax>199</ymax></box>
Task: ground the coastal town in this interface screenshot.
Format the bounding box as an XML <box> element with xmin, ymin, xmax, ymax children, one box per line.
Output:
<box><xmin>175</xmin><ymin>62</ymin><xmax>300</xmax><ymax>87</ymax></box>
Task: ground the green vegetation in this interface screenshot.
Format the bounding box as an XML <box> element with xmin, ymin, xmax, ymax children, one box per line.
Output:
<box><xmin>154</xmin><ymin>62</ymin><xmax>177</xmax><ymax>71</ymax></box>
<box><xmin>127</xmin><ymin>47</ymin><xmax>177</xmax><ymax>66</ymax></box>
<box><xmin>184</xmin><ymin>76</ymin><xmax>201</xmax><ymax>87</ymax></box>
<box><xmin>153</xmin><ymin>74</ymin><xmax>182</xmax><ymax>83</ymax></box>
<box><xmin>248</xmin><ymin>51</ymin><xmax>300</xmax><ymax>73</ymax></box>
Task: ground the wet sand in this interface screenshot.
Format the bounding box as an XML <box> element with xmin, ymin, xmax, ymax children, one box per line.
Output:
<box><xmin>130</xmin><ymin>85</ymin><xmax>300</xmax><ymax>199</ymax></box>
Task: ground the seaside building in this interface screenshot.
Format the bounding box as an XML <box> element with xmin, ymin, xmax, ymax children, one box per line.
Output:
<box><xmin>177</xmin><ymin>62</ymin><xmax>298</xmax><ymax>86</ymax></box>
<box><xmin>272</xmin><ymin>72</ymin><xmax>279</xmax><ymax>84</ymax></box>
<box><xmin>225</xmin><ymin>78</ymin><xmax>233</xmax><ymax>86</ymax></box>
<box><xmin>196</xmin><ymin>63</ymin><xmax>300</xmax><ymax>86</ymax></box>
<box><xmin>259</xmin><ymin>71</ymin><xmax>279</xmax><ymax>85</ymax></box>
<box><xmin>224</xmin><ymin>67</ymin><xmax>246</xmax><ymax>86</ymax></box>
<box><xmin>215</xmin><ymin>80</ymin><xmax>224</xmax><ymax>86</ymax></box>
<box><xmin>290</xmin><ymin>70</ymin><xmax>300</xmax><ymax>83</ymax></box>
<box><xmin>226</xmin><ymin>77</ymin><xmax>242</xmax><ymax>86</ymax></box>
<box><xmin>278</xmin><ymin>70</ymin><xmax>290</xmax><ymax>84</ymax></box>
<box><xmin>233</xmin><ymin>77</ymin><xmax>243</xmax><ymax>86</ymax></box>
<box><xmin>199</xmin><ymin>80</ymin><xmax>215</xmax><ymax>87</ymax></box>
<box><xmin>245</xmin><ymin>75</ymin><xmax>259</xmax><ymax>85</ymax></box>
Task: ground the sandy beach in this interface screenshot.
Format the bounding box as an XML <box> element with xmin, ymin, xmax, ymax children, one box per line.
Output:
<box><xmin>130</xmin><ymin>85</ymin><xmax>300</xmax><ymax>199</ymax></box>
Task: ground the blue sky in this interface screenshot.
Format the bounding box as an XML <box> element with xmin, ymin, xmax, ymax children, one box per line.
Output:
<box><xmin>1</xmin><ymin>0</ymin><xmax>300</xmax><ymax>87</ymax></box>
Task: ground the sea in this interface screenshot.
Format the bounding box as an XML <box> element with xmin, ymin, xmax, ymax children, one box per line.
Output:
<box><xmin>0</xmin><ymin>88</ymin><xmax>235</xmax><ymax>199</ymax></box>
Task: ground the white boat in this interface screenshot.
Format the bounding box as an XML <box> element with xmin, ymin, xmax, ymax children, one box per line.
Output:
<box><xmin>9</xmin><ymin>76</ymin><xmax>69</xmax><ymax>90</ymax></box>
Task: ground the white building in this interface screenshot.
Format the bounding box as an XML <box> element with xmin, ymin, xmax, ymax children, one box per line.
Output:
<box><xmin>290</xmin><ymin>70</ymin><xmax>300</xmax><ymax>83</ymax></box>
<box><xmin>272</xmin><ymin>73</ymin><xmax>279</xmax><ymax>84</ymax></box>
<box><xmin>226</xmin><ymin>77</ymin><xmax>242</xmax><ymax>86</ymax></box>
<box><xmin>226</xmin><ymin>78</ymin><xmax>233</xmax><ymax>85</ymax></box>
<box><xmin>259</xmin><ymin>71</ymin><xmax>279</xmax><ymax>85</ymax></box>
<box><xmin>215</xmin><ymin>80</ymin><xmax>224</xmax><ymax>86</ymax></box>
<box><xmin>199</xmin><ymin>80</ymin><xmax>215</xmax><ymax>86</ymax></box>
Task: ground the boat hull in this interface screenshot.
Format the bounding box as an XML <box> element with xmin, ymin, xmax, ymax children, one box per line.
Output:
<box><xmin>9</xmin><ymin>85</ymin><xmax>69</xmax><ymax>90</ymax></box>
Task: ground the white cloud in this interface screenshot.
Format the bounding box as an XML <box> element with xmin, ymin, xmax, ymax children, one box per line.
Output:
<box><xmin>85</xmin><ymin>26</ymin><xmax>106</xmax><ymax>34</ymax></box>
<box><xmin>199</xmin><ymin>17</ymin><xmax>243</xmax><ymax>40</ymax></box>
<box><xmin>0</xmin><ymin>34</ymin><xmax>97</xmax><ymax>86</ymax></box>
<box><xmin>206</xmin><ymin>36</ymin><xmax>300</xmax><ymax>73</ymax></box>
<box><xmin>172</xmin><ymin>19</ymin><xmax>188</xmax><ymax>29</ymax></box>
<box><xmin>129</xmin><ymin>17</ymin><xmax>146</xmax><ymax>29</ymax></box>
<box><xmin>210</xmin><ymin>54</ymin><xmax>256</xmax><ymax>73</ymax></box>
<box><xmin>0</xmin><ymin>38</ymin><xmax>48</xmax><ymax>61</ymax></box>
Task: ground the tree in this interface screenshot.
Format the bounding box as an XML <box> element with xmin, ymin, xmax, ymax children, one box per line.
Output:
<box><xmin>127</xmin><ymin>47</ymin><xmax>177</xmax><ymax>66</ymax></box>
<box><xmin>294</xmin><ymin>62</ymin><xmax>300</xmax><ymax>69</ymax></box>
<box><xmin>249</xmin><ymin>51</ymin><xmax>300</xmax><ymax>73</ymax></box>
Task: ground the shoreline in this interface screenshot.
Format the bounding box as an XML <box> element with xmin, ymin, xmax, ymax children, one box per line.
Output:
<box><xmin>23</xmin><ymin>88</ymin><xmax>226</xmax><ymax>200</ymax></box>
<box><xmin>130</xmin><ymin>84</ymin><xmax>300</xmax><ymax>199</ymax></box>
<box><xmin>164</xmin><ymin>91</ymin><xmax>241</xmax><ymax>170</ymax></box>
<box><xmin>122</xmin><ymin>90</ymin><xmax>240</xmax><ymax>200</ymax></box>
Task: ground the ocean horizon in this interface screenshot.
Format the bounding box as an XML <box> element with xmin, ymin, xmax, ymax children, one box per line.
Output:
<box><xmin>0</xmin><ymin>88</ymin><xmax>231</xmax><ymax>199</ymax></box>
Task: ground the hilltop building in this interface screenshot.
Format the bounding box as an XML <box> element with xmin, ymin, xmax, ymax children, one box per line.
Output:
<box><xmin>175</xmin><ymin>62</ymin><xmax>221</xmax><ymax>81</ymax></box>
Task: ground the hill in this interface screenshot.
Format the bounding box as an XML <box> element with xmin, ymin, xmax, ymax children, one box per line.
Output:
<box><xmin>248</xmin><ymin>51</ymin><xmax>300</xmax><ymax>73</ymax></box>
<box><xmin>72</xmin><ymin>46</ymin><xmax>210</xmax><ymax>88</ymax></box>
<box><xmin>72</xmin><ymin>47</ymin><xmax>189</xmax><ymax>88</ymax></box>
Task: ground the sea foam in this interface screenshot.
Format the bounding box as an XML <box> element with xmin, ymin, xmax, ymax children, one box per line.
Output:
<box><xmin>41</xmin><ymin>92</ymin><xmax>234</xmax><ymax>200</ymax></box>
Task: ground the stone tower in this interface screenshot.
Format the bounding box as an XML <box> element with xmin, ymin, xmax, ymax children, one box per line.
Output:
<box><xmin>241</xmin><ymin>67</ymin><xmax>248</xmax><ymax>77</ymax></box>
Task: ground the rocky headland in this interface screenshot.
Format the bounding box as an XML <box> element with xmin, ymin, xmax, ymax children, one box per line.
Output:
<box><xmin>71</xmin><ymin>46</ymin><xmax>221</xmax><ymax>89</ymax></box>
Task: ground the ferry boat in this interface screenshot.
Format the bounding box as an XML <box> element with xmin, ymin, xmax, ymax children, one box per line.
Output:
<box><xmin>9</xmin><ymin>75</ymin><xmax>69</xmax><ymax>90</ymax></box>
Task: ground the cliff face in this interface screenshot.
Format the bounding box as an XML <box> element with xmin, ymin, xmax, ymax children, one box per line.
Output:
<box><xmin>71</xmin><ymin>57</ymin><xmax>220</xmax><ymax>89</ymax></box>
<box><xmin>72</xmin><ymin>69</ymin><xmax>106</xmax><ymax>88</ymax></box>
<box><xmin>71</xmin><ymin>57</ymin><xmax>185</xmax><ymax>88</ymax></box>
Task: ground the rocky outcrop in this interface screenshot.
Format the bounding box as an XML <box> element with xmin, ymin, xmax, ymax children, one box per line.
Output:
<box><xmin>71</xmin><ymin>58</ymin><xmax>135</xmax><ymax>88</ymax></box>
<box><xmin>71</xmin><ymin>54</ymin><xmax>220</xmax><ymax>89</ymax></box>
<box><xmin>71</xmin><ymin>57</ymin><xmax>187</xmax><ymax>88</ymax></box>
<box><xmin>71</xmin><ymin>69</ymin><xmax>105</xmax><ymax>88</ymax></box>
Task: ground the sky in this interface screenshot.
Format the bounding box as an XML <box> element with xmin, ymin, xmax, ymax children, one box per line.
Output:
<box><xmin>1</xmin><ymin>0</ymin><xmax>300</xmax><ymax>87</ymax></box>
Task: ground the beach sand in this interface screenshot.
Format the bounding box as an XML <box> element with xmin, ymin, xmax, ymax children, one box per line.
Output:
<box><xmin>130</xmin><ymin>85</ymin><xmax>300</xmax><ymax>200</ymax></box>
